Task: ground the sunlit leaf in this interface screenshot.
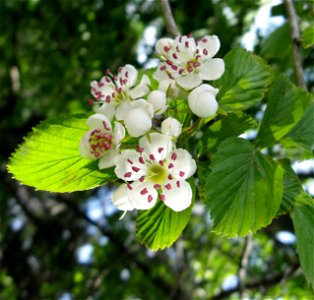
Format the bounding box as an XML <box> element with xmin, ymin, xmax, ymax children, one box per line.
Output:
<box><xmin>203</xmin><ymin>138</ymin><xmax>283</xmax><ymax>237</ymax></box>
<box><xmin>8</xmin><ymin>115</ymin><xmax>115</xmax><ymax>192</ymax></box>
<box><xmin>302</xmin><ymin>25</ymin><xmax>314</xmax><ymax>49</ymax></box>
<box><xmin>136</xmin><ymin>179</ymin><xmax>195</xmax><ymax>250</ymax></box>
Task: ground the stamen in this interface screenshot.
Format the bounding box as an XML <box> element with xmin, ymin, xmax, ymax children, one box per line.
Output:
<box><xmin>164</xmin><ymin>46</ymin><xmax>170</xmax><ymax>52</ymax></box>
<box><xmin>118</xmin><ymin>67</ymin><xmax>122</xmax><ymax>73</ymax></box>
<box><xmin>160</xmin><ymin>65</ymin><xmax>167</xmax><ymax>71</ymax></box>
<box><xmin>97</xmin><ymin>81</ymin><xmax>104</xmax><ymax>88</ymax></box>
<box><xmin>176</xmin><ymin>181</ymin><xmax>180</xmax><ymax>188</ymax></box>
<box><xmin>168</xmin><ymin>174</ymin><xmax>173</xmax><ymax>180</ymax></box>
<box><xmin>88</xmin><ymin>99</ymin><xmax>94</xmax><ymax>106</ymax></box>
<box><xmin>125</xmin><ymin>71</ymin><xmax>128</xmax><ymax>78</ymax></box>
<box><xmin>179</xmin><ymin>171</ymin><xmax>185</xmax><ymax>177</ymax></box>
<box><xmin>124</xmin><ymin>172</ymin><xmax>132</xmax><ymax>178</ymax></box>
<box><xmin>132</xmin><ymin>166</ymin><xmax>140</xmax><ymax>172</ymax></box>
<box><xmin>165</xmin><ymin>183</ymin><xmax>172</xmax><ymax>190</ymax></box>
<box><xmin>105</xmin><ymin>69</ymin><xmax>111</xmax><ymax>75</ymax></box>
<box><xmin>148</xmin><ymin>195</ymin><xmax>153</xmax><ymax>202</ymax></box>
<box><xmin>179</xmin><ymin>69</ymin><xmax>185</xmax><ymax>75</ymax></box>
<box><xmin>102</xmin><ymin>121</ymin><xmax>110</xmax><ymax>131</ymax></box>
<box><xmin>127</xmin><ymin>184</ymin><xmax>133</xmax><ymax>190</ymax></box>
<box><xmin>139</xmin><ymin>176</ymin><xmax>145</xmax><ymax>182</ymax></box>
<box><xmin>105</xmin><ymin>76</ymin><xmax>111</xmax><ymax>83</ymax></box>
<box><xmin>159</xmin><ymin>160</ymin><xmax>164</xmax><ymax>166</ymax></box>
<box><xmin>168</xmin><ymin>163</ymin><xmax>174</xmax><ymax>169</ymax></box>
<box><xmin>154</xmin><ymin>184</ymin><xmax>161</xmax><ymax>189</ymax></box>
<box><xmin>203</xmin><ymin>49</ymin><xmax>208</xmax><ymax>55</ymax></box>
<box><xmin>171</xmin><ymin>65</ymin><xmax>178</xmax><ymax>71</ymax></box>
<box><xmin>176</xmin><ymin>46</ymin><xmax>180</xmax><ymax>52</ymax></box>
<box><xmin>127</xmin><ymin>159</ymin><xmax>133</xmax><ymax>165</ymax></box>
<box><xmin>149</xmin><ymin>154</ymin><xmax>155</xmax><ymax>161</ymax></box>
<box><xmin>187</xmin><ymin>33</ymin><xmax>192</xmax><ymax>38</ymax></box>
<box><xmin>158</xmin><ymin>147</ymin><xmax>164</xmax><ymax>153</ymax></box>
<box><xmin>202</xmin><ymin>38</ymin><xmax>208</xmax><ymax>43</ymax></box>
<box><xmin>140</xmin><ymin>188</ymin><xmax>148</xmax><ymax>195</ymax></box>
<box><xmin>171</xmin><ymin>153</ymin><xmax>177</xmax><ymax>160</ymax></box>
<box><xmin>185</xmin><ymin>41</ymin><xmax>189</xmax><ymax>48</ymax></box>
<box><xmin>139</xmin><ymin>157</ymin><xmax>145</xmax><ymax>164</ymax></box>
<box><xmin>160</xmin><ymin>194</ymin><xmax>165</xmax><ymax>201</ymax></box>
<box><xmin>137</xmin><ymin>147</ymin><xmax>144</xmax><ymax>153</ymax></box>
<box><xmin>172</xmin><ymin>53</ymin><xmax>178</xmax><ymax>59</ymax></box>
<box><xmin>105</xmin><ymin>95</ymin><xmax>111</xmax><ymax>103</ymax></box>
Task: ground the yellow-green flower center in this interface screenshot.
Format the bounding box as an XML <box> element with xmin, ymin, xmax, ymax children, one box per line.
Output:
<box><xmin>147</xmin><ymin>164</ymin><xmax>167</xmax><ymax>184</ymax></box>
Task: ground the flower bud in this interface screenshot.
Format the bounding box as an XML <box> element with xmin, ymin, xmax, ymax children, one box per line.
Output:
<box><xmin>188</xmin><ymin>84</ymin><xmax>219</xmax><ymax>118</ymax></box>
<box><xmin>161</xmin><ymin>117</ymin><xmax>182</xmax><ymax>138</ymax></box>
<box><xmin>147</xmin><ymin>90</ymin><xmax>167</xmax><ymax>114</ymax></box>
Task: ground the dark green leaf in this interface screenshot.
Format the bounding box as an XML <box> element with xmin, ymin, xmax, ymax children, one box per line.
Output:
<box><xmin>136</xmin><ymin>179</ymin><xmax>195</xmax><ymax>250</ymax></box>
<box><xmin>213</xmin><ymin>48</ymin><xmax>272</xmax><ymax>112</ymax></box>
<box><xmin>256</xmin><ymin>75</ymin><xmax>312</xmax><ymax>148</ymax></box>
<box><xmin>203</xmin><ymin>138</ymin><xmax>283</xmax><ymax>237</ymax></box>
<box><xmin>292</xmin><ymin>194</ymin><xmax>314</xmax><ymax>290</ymax></box>
<box><xmin>8</xmin><ymin>115</ymin><xmax>115</xmax><ymax>192</ymax></box>
<box><xmin>302</xmin><ymin>25</ymin><xmax>314</xmax><ymax>49</ymax></box>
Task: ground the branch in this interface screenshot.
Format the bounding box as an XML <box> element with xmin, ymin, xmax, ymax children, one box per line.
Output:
<box><xmin>238</xmin><ymin>233</ymin><xmax>254</xmax><ymax>297</ymax></box>
<box><xmin>160</xmin><ymin>0</ymin><xmax>180</xmax><ymax>37</ymax></box>
<box><xmin>284</xmin><ymin>0</ymin><xmax>307</xmax><ymax>90</ymax></box>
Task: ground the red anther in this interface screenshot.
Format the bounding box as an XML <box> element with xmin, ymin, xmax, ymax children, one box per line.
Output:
<box><xmin>179</xmin><ymin>36</ymin><xmax>183</xmax><ymax>43</ymax></box>
<box><xmin>105</xmin><ymin>77</ymin><xmax>111</xmax><ymax>83</ymax></box>
<box><xmin>160</xmin><ymin>65</ymin><xmax>167</xmax><ymax>71</ymax></box>
<box><xmin>159</xmin><ymin>160</ymin><xmax>164</xmax><ymax>166</ymax></box>
<box><xmin>168</xmin><ymin>73</ymin><xmax>174</xmax><ymax>79</ymax></box>
<box><xmin>202</xmin><ymin>38</ymin><xmax>208</xmax><ymax>43</ymax></box>
<box><xmin>118</xmin><ymin>67</ymin><xmax>122</xmax><ymax>73</ymax></box>
<box><xmin>139</xmin><ymin>156</ymin><xmax>145</xmax><ymax>164</ymax></box>
<box><xmin>203</xmin><ymin>49</ymin><xmax>208</xmax><ymax>55</ymax></box>
<box><xmin>127</xmin><ymin>159</ymin><xmax>133</xmax><ymax>165</ymax></box>
<box><xmin>123</xmin><ymin>79</ymin><xmax>128</xmax><ymax>85</ymax></box>
<box><xmin>94</xmin><ymin>152</ymin><xmax>100</xmax><ymax>158</ymax></box>
<box><xmin>149</xmin><ymin>154</ymin><xmax>155</xmax><ymax>161</ymax></box>
<box><xmin>125</xmin><ymin>71</ymin><xmax>128</xmax><ymax>78</ymax></box>
<box><xmin>98</xmin><ymin>81</ymin><xmax>104</xmax><ymax>87</ymax></box>
<box><xmin>164</xmin><ymin>46</ymin><xmax>171</xmax><ymax>52</ymax></box>
<box><xmin>154</xmin><ymin>184</ymin><xmax>161</xmax><ymax>189</ymax></box>
<box><xmin>193</xmin><ymin>62</ymin><xmax>201</xmax><ymax>68</ymax></box>
<box><xmin>124</xmin><ymin>172</ymin><xmax>132</xmax><ymax>178</ymax></box>
<box><xmin>187</xmin><ymin>33</ymin><xmax>192</xmax><ymax>38</ymax></box>
<box><xmin>112</xmin><ymin>92</ymin><xmax>115</xmax><ymax>98</ymax></box>
<box><xmin>179</xmin><ymin>69</ymin><xmax>185</xmax><ymax>75</ymax></box>
<box><xmin>120</xmin><ymin>77</ymin><xmax>124</xmax><ymax>86</ymax></box>
<box><xmin>185</xmin><ymin>41</ymin><xmax>189</xmax><ymax>48</ymax></box>
<box><xmin>165</xmin><ymin>183</ymin><xmax>172</xmax><ymax>190</ymax></box>
<box><xmin>160</xmin><ymin>194</ymin><xmax>165</xmax><ymax>201</ymax></box>
<box><xmin>140</xmin><ymin>188</ymin><xmax>148</xmax><ymax>195</ymax></box>
<box><xmin>148</xmin><ymin>195</ymin><xmax>153</xmax><ymax>202</ymax></box>
<box><xmin>171</xmin><ymin>65</ymin><xmax>178</xmax><ymax>71</ymax></box>
<box><xmin>196</xmin><ymin>49</ymin><xmax>200</xmax><ymax>54</ymax></box>
<box><xmin>196</xmin><ymin>55</ymin><xmax>201</xmax><ymax>60</ymax></box>
<box><xmin>132</xmin><ymin>166</ymin><xmax>140</xmax><ymax>172</ymax></box>
<box><xmin>127</xmin><ymin>184</ymin><xmax>133</xmax><ymax>190</ymax></box>
<box><xmin>139</xmin><ymin>176</ymin><xmax>145</xmax><ymax>182</ymax></box>
<box><xmin>176</xmin><ymin>181</ymin><xmax>180</xmax><ymax>187</ymax></box>
<box><xmin>105</xmin><ymin>69</ymin><xmax>111</xmax><ymax>74</ymax></box>
<box><xmin>171</xmin><ymin>152</ymin><xmax>177</xmax><ymax>160</ymax></box>
<box><xmin>102</xmin><ymin>121</ymin><xmax>110</xmax><ymax>131</ymax></box>
<box><xmin>179</xmin><ymin>171</ymin><xmax>185</xmax><ymax>177</ymax></box>
<box><xmin>176</xmin><ymin>46</ymin><xmax>180</xmax><ymax>52</ymax></box>
<box><xmin>116</xmin><ymin>87</ymin><xmax>122</xmax><ymax>94</ymax></box>
<box><xmin>166</xmin><ymin>60</ymin><xmax>173</xmax><ymax>66</ymax></box>
<box><xmin>172</xmin><ymin>53</ymin><xmax>178</xmax><ymax>59</ymax></box>
<box><xmin>137</xmin><ymin>147</ymin><xmax>144</xmax><ymax>153</ymax></box>
<box><xmin>168</xmin><ymin>174</ymin><xmax>173</xmax><ymax>180</ymax></box>
<box><xmin>105</xmin><ymin>95</ymin><xmax>111</xmax><ymax>103</ymax></box>
<box><xmin>168</xmin><ymin>163</ymin><xmax>174</xmax><ymax>169</ymax></box>
<box><xmin>188</xmin><ymin>66</ymin><xmax>193</xmax><ymax>73</ymax></box>
<box><xmin>113</xmin><ymin>75</ymin><xmax>117</xmax><ymax>81</ymax></box>
<box><xmin>88</xmin><ymin>99</ymin><xmax>94</xmax><ymax>106</ymax></box>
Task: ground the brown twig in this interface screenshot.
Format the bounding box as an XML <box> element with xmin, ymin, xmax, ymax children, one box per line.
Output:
<box><xmin>284</xmin><ymin>0</ymin><xmax>307</xmax><ymax>90</ymax></box>
<box><xmin>159</xmin><ymin>0</ymin><xmax>180</xmax><ymax>37</ymax></box>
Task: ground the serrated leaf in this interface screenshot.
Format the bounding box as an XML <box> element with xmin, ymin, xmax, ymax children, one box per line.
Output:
<box><xmin>281</xmin><ymin>101</ymin><xmax>314</xmax><ymax>159</ymax></box>
<box><xmin>279</xmin><ymin>159</ymin><xmax>304</xmax><ymax>214</ymax></box>
<box><xmin>136</xmin><ymin>179</ymin><xmax>195</xmax><ymax>250</ymax></box>
<box><xmin>256</xmin><ymin>75</ymin><xmax>312</xmax><ymax>148</ymax></box>
<box><xmin>8</xmin><ymin>115</ymin><xmax>116</xmax><ymax>192</ymax></box>
<box><xmin>197</xmin><ymin>112</ymin><xmax>257</xmax><ymax>154</ymax></box>
<box><xmin>213</xmin><ymin>48</ymin><xmax>272</xmax><ymax>112</ymax></box>
<box><xmin>292</xmin><ymin>194</ymin><xmax>314</xmax><ymax>290</ymax></box>
<box><xmin>203</xmin><ymin>138</ymin><xmax>283</xmax><ymax>237</ymax></box>
<box><xmin>302</xmin><ymin>25</ymin><xmax>314</xmax><ymax>49</ymax></box>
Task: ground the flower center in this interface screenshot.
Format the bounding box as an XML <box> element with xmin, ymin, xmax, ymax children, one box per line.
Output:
<box><xmin>147</xmin><ymin>164</ymin><xmax>167</xmax><ymax>184</ymax></box>
<box><xmin>89</xmin><ymin>129</ymin><xmax>113</xmax><ymax>158</ymax></box>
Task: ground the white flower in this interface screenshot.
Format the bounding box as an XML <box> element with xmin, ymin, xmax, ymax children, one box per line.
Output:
<box><xmin>188</xmin><ymin>84</ymin><xmax>219</xmax><ymax>118</ymax></box>
<box><xmin>112</xmin><ymin>133</ymin><xmax>196</xmax><ymax>212</ymax></box>
<box><xmin>90</xmin><ymin>64</ymin><xmax>150</xmax><ymax>120</ymax></box>
<box><xmin>161</xmin><ymin>117</ymin><xmax>182</xmax><ymax>138</ymax></box>
<box><xmin>147</xmin><ymin>90</ymin><xmax>168</xmax><ymax>114</ymax></box>
<box><xmin>79</xmin><ymin>114</ymin><xmax>125</xmax><ymax>169</ymax></box>
<box><xmin>155</xmin><ymin>34</ymin><xmax>225</xmax><ymax>90</ymax></box>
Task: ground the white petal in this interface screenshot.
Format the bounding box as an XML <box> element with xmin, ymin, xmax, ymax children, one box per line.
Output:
<box><xmin>188</xmin><ymin>84</ymin><xmax>219</xmax><ymax>118</ymax></box>
<box><xmin>199</xmin><ymin>58</ymin><xmax>225</xmax><ymax>81</ymax></box>
<box><xmin>115</xmin><ymin>101</ymin><xmax>131</xmax><ymax>121</ymax></box>
<box><xmin>198</xmin><ymin>35</ymin><xmax>221</xmax><ymax>58</ymax></box>
<box><xmin>124</xmin><ymin>108</ymin><xmax>152</xmax><ymax>137</ymax></box>
<box><xmin>113</xmin><ymin>121</ymin><xmax>125</xmax><ymax>146</ymax></box>
<box><xmin>130</xmin><ymin>99</ymin><xmax>154</xmax><ymax>118</ymax></box>
<box><xmin>162</xmin><ymin>180</ymin><xmax>192</xmax><ymax>212</ymax></box>
<box><xmin>86</xmin><ymin>114</ymin><xmax>112</xmax><ymax>132</ymax></box>
<box><xmin>112</xmin><ymin>184</ymin><xmax>135</xmax><ymax>211</ymax></box>
<box><xmin>118</xmin><ymin>64</ymin><xmax>138</xmax><ymax>88</ymax></box>
<box><xmin>168</xmin><ymin>149</ymin><xmax>196</xmax><ymax>179</ymax></box>
<box><xmin>128</xmin><ymin>181</ymin><xmax>158</xmax><ymax>210</ymax></box>
<box><xmin>96</xmin><ymin>103</ymin><xmax>116</xmax><ymax>121</ymax></box>
<box><xmin>114</xmin><ymin>150</ymin><xmax>147</xmax><ymax>181</ymax></box>
<box><xmin>176</xmin><ymin>73</ymin><xmax>202</xmax><ymax>90</ymax></box>
<box><xmin>139</xmin><ymin>133</ymin><xmax>173</xmax><ymax>162</ymax></box>
<box><xmin>129</xmin><ymin>74</ymin><xmax>151</xmax><ymax>99</ymax></box>
<box><xmin>147</xmin><ymin>90</ymin><xmax>167</xmax><ymax>114</ymax></box>
<box><xmin>79</xmin><ymin>130</ymin><xmax>95</xmax><ymax>160</ymax></box>
<box><xmin>98</xmin><ymin>149</ymin><xmax>118</xmax><ymax>169</ymax></box>
<box><xmin>155</xmin><ymin>38</ymin><xmax>174</xmax><ymax>57</ymax></box>
<box><xmin>161</xmin><ymin>117</ymin><xmax>182</xmax><ymax>138</ymax></box>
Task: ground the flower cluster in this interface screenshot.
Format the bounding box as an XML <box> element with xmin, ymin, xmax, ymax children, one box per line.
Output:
<box><xmin>80</xmin><ymin>34</ymin><xmax>224</xmax><ymax>213</ymax></box>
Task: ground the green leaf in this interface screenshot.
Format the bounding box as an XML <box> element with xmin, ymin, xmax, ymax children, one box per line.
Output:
<box><xmin>256</xmin><ymin>75</ymin><xmax>312</xmax><ymax>148</ymax></box>
<box><xmin>197</xmin><ymin>112</ymin><xmax>257</xmax><ymax>154</ymax></box>
<box><xmin>213</xmin><ymin>48</ymin><xmax>272</xmax><ymax>112</ymax></box>
<box><xmin>281</xmin><ymin>101</ymin><xmax>314</xmax><ymax>159</ymax></box>
<box><xmin>292</xmin><ymin>194</ymin><xmax>314</xmax><ymax>290</ymax></box>
<box><xmin>261</xmin><ymin>23</ymin><xmax>291</xmax><ymax>59</ymax></box>
<box><xmin>203</xmin><ymin>138</ymin><xmax>283</xmax><ymax>237</ymax></box>
<box><xmin>136</xmin><ymin>179</ymin><xmax>195</xmax><ymax>250</ymax></box>
<box><xmin>279</xmin><ymin>159</ymin><xmax>304</xmax><ymax>214</ymax></box>
<box><xmin>8</xmin><ymin>115</ymin><xmax>116</xmax><ymax>192</ymax></box>
<box><xmin>302</xmin><ymin>25</ymin><xmax>314</xmax><ymax>49</ymax></box>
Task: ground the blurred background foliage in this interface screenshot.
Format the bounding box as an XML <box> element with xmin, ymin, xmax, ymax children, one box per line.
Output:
<box><xmin>0</xmin><ymin>0</ymin><xmax>313</xmax><ymax>299</ymax></box>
